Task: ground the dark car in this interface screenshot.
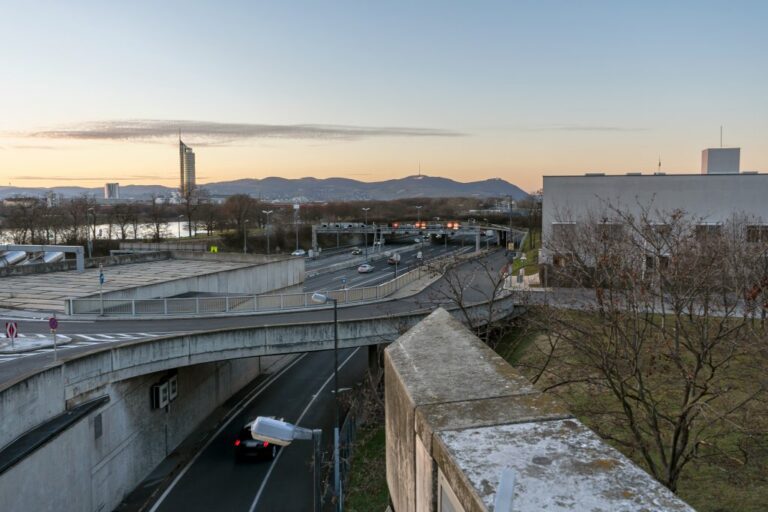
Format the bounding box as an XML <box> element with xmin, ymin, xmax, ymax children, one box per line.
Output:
<box><xmin>234</xmin><ymin>421</ymin><xmax>279</xmax><ymax>461</ymax></box>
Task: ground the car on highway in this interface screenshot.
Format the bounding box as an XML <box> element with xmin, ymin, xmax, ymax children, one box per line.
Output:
<box><xmin>351</xmin><ymin>247</ymin><xmax>362</xmax><ymax>255</ymax></box>
<box><xmin>357</xmin><ymin>263</ymin><xmax>374</xmax><ymax>273</ymax></box>
<box><xmin>234</xmin><ymin>421</ymin><xmax>279</xmax><ymax>461</ymax></box>
<box><xmin>387</xmin><ymin>257</ymin><xmax>398</xmax><ymax>265</ymax></box>
<box><xmin>291</xmin><ymin>249</ymin><xmax>306</xmax><ymax>256</ymax></box>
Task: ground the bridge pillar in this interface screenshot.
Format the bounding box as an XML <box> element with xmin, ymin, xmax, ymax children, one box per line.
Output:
<box><xmin>475</xmin><ymin>229</ymin><xmax>481</xmax><ymax>252</ymax></box>
<box><xmin>311</xmin><ymin>226</ymin><xmax>318</xmax><ymax>252</ymax></box>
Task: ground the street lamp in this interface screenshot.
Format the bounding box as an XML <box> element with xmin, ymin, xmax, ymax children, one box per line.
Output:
<box><xmin>294</xmin><ymin>204</ymin><xmax>301</xmax><ymax>252</ymax></box>
<box><xmin>310</xmin><ymin>291</ymin><xmax>342</xmax><ymax>509</ymax></box>
<box><xmin>243</xmin><ymin>219</ymin><xmax>250</xmax><ymax>254</ymax></box>
<box><xmin>415</xmin><ymin>205</ymin><xmax>422</xmax><ymax>226</ymax></box>
<box><xmin>361</xmin><ymin>207</ymin><xmax>370</xmax><ymax>261</ymax></box>
<box><xmin>177</xmin><ymin>214</ymin><xmax>184</xmax><ymax>239</ymax></box>
<box><xmin>251</xmin><ymin>417</ymin><xmax>323</xmax><ymax>512</ymax></box>
<box><xmin>262</xmin><ymin>210</ymin><xmax>273</xmax><ymax>255</ymax></box>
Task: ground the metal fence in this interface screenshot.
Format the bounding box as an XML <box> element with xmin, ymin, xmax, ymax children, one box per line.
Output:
<box><xmin>67</xmin><ymin>256</ymin><xmax>456</xmax><ymax>316</ymax></box>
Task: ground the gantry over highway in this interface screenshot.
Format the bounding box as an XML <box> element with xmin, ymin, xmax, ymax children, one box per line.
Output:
<box><xmin>312</xmin><ymin>221</ymin><xmax>524</xmax><ymax>253</ymax></box>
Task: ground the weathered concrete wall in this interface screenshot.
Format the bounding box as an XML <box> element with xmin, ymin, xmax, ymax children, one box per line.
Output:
<box><xmin>385</xmin><ymin>308</ymin><xmax>694</xmax><ymax>511</ymax></box>
<box><xmin>91</xmin><ymin>256</ymin><xmax>304</xmax><ymax>300</ymax></box>
<box><xmin>0</xmin><ymin>355</ymin><xmax>291</xmax><ymax>512</ymax></box>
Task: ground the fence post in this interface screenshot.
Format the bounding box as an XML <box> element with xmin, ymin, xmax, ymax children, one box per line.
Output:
<box><xmin>196</xmin><ymin>297</ymin><xmax>200</xmax><ymax>314</ymax></box>
<box><xmin>280</xmin><ymin>294</ymin><xmax>284</xmax><ymax>310</ymax></box>
<box><xmin>254</xmin><ymin>295</ymin><xmax>258</xmax><ymax>312</ymax></box>
<box><xmin>163</xmin><ymin>298</ymin><xmax>168</xmax><ymax>315</ymax></box>
<box><xmin>131</xmin><ymin>300</ymin><xmax>136</xmax><ymax>317</ymax></box>
<box><xmin>225</xmin><ymin>296</ymin><xmax>230</xmax><ymax>312</ymax></box>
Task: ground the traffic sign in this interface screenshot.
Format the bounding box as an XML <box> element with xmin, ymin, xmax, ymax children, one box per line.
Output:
<box><xmin>48</xmin><ymin>317</ymin><xmax>59</xmax><ymax>330</ymax></box>
<box><xmin>5</xmin><ymin>322</ymin><xmax>17</xmax><ymax>339</ymax></box>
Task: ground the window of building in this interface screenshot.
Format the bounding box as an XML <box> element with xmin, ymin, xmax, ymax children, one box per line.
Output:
<box><xmin>551</xmin><ymin>221</ymin><xmax>576</xmax><ymax>244</ymax></box>
<box><xmin>695</xmin><ymin>223</ymin><xmax>722</xmax><ymax>240</ymax></box>
<box><xmin>746</xmin><ymin>225</ymin><xmax>768</xmax><ymax>243</ymax></box>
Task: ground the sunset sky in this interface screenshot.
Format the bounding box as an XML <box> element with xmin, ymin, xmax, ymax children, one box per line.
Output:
<box><xmin>1</xmin><ymin>1</ymin><xmax>766</xmax><ymax>193</ymax></box>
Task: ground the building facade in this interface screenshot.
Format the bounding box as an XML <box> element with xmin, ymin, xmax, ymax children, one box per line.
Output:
<box><xmin>542</xmin><ymin>172</ymin><xmax>768</xmax><ymax>261</ymax></box>
<box><xmin>179</xmin><ymin>140</ymin><xmax>196</xmax><ymax>196</ymax></box>
<box><xmin>104</xmin><ymin>182</ymin><xmax>120</xmax><ymax>200</ymax></box>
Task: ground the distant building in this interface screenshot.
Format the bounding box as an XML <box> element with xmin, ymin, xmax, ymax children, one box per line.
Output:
<box><xmin>104</xmin><ymin>182</ymin><xmax>120</xmax><ymax>200</ymax></box>
<box><xmin>2</xmin><ymin>197</ymin><xmax>40</xmax><ymax>208</ymax></box>
<box><xmin>701</xmin><ymin>147</ymin><xmax>740</xmax><ymax>174</ymax></box>
<box><xmin>45</xmin><ymin>191</ymin><xmax>59</xmax><ymax>208</ymax></box>
<box><xmin>179</xmin><ymin>139</ymin><xmax>196</xmax><ymax>196</ymax></box>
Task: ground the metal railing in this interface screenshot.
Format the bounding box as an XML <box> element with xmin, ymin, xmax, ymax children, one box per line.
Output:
<box><xmin>66</xmin><ymin>254</ymin><xmax>461</xmax><ymax>317</ymax></box>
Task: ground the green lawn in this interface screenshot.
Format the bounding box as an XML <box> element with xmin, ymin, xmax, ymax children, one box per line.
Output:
<box><xmin>344</xmin><ymin>424</ymin><xmax>389</xmax><ymax>512</ymax></box>
<box><xmin>504</xmin><ymin>315</ymin><xmax>768</xmax><ymax>512</ymax></box>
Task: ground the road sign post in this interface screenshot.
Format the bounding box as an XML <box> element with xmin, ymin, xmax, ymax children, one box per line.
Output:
<box><xmin>49</xmin><ymin>315</ymin><xmax>58</xmax><ymax>360</ymax></box>
<box><xmin>99</xmin><ymin>264</ymin><xmax>105</xmax><ymax>316</ymax></box>
<box><xmin>5</xmin><ymin>322</ymin><xmax>17</xmax><ymax>349</ymax></box>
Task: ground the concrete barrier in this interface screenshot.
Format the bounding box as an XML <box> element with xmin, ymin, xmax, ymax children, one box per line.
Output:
<box><xmin>385</xmin><ymin>309</ymin><xmax>693</xmax><ymax>512</ymax></box>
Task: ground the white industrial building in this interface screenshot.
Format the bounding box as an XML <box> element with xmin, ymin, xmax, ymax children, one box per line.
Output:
<box><xmin>542</xmin><ymin>149</ymin><xmax>767</xmax><ymax>261</ymax></box>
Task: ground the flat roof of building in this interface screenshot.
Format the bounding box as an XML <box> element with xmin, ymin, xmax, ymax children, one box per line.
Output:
<box><xmin>0</xmin><ymin>259</ymin><xmax>252</xmax><ymax>312</ymax></box>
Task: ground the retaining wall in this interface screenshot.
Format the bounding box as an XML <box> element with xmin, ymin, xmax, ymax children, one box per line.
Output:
<box><xmin>0</xmin><ymin>355</ymin><xmax>290</xmax><ymax>512</ymax></box>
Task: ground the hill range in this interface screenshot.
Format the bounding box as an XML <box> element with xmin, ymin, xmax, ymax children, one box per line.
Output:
<box><xmin>0</xmin><ymin>175</ymin><xmax>529</xmax><ymax>202</ymax></box>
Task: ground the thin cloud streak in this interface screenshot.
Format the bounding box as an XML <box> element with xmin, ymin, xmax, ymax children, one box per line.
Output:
<box><xmin>18</xmin><ymin>119</ymin><xmax>465</xmax><ymax>143</ymax></box>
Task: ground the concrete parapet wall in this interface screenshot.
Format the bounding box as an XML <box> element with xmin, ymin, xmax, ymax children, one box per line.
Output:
<box><xmin>0</xmin><ymin>355</ymin><xmax>289</xmax><ymax>512</ymax></box>
<box><xmin>87</xmin><ymin>255</ymin><xmax>304</xmax><ymax>301</ymax></box>
<box><xmin>385</xmin><ymin>309</ymin><xmax>694</xmax><ymax>512</ymax></box>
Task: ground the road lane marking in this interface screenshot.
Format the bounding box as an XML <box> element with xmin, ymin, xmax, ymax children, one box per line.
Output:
<box><xmin>248</xmin><ymin>347</ymin><xmax>362</xmax><ymax>512</ymax></box>
<box><xmin>148</xmin><ymin>353</ymin><xmax>308</xmax><ymax>512</ymax></box>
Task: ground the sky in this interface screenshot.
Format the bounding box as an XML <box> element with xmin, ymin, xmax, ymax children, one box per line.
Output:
<box><xmin>0</xmin><ymin>1</ymin><xmax>766</xmax><ymax>192</ymax></box>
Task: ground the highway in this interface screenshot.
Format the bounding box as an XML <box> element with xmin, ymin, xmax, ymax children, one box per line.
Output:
<box><xmin>142</xmin><ymin>348</ymin><xmax>367</xmax><ymax>512</ymax></box>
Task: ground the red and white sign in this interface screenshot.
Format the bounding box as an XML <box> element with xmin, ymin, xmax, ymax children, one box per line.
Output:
<box><xmin>5</xmin><ymin>322</ymin><xmax>18</xmax><ymax>339</ymax></box>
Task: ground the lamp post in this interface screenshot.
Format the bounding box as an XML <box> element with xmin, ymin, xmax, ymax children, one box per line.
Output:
<box><xmin>262</xmin><ymin>210</ymin><xmax>273</xmax><ymax>255</ymax></box>
<box><xmin>415</xmin><ymin>205</ymin><xmax>422</xmax><ymax>226</ymax></box>
<box><xmin>177</xmin><ymin>214</ymin><xmax>184</xmax><ymax>239</ymax></box>
<box><xmin>251</xmin><ymin>417</ymin><xmax>323</xmax><ymax>512</ymax></box>
<box><xmin>243</xmin><ymin>219</ymin><xmax>250</xmax><ymax>254</ymax></box>
<box><xmin>361</xmin><ymin>207</ymin><xmax>370</xmax><ymax>261</ymax></box>
<box><xmin>310</xmin><ymin>292</ymin><xmax>341</xmax><ymax>510</ymax></box>
<box><xmin>294</xmin><ymin>204</ymin><xmax>300</xmax><ymax>253</ymax></box>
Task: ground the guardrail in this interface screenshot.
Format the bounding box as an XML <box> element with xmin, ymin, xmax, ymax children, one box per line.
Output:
<box><xmin>66</xmin><ymin>252</ymin><xmax>463</xmax><ymax>317</ymax></box>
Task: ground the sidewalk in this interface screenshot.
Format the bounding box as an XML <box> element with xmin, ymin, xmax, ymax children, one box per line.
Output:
<box><xmin>0</xmin><ymin>334</ymin><xmax>72</xmax><ymax>353</ymax></box>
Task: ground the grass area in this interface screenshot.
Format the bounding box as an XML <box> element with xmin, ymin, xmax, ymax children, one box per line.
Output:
<box><xmin>510</xmin><ymin>228</ymin><xmax>541</xmax><ymax>276</ymax></box>
<box><xmin>344</xmin><ymin>424</ymin><xmax>389</xmax><ymax>512</ymax></box>
<box><xmin>503</xmin><ymin>313</ymin><xmax>768</xmax><ymax>512</ymax></box>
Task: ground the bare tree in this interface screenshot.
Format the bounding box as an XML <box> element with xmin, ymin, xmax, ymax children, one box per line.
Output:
<box><xmin>148</xmin><ymin>195</ymin><xmax>168</xmax><ymax>241</ymax></box>
<box><xmin>522</xmin><ymin>205</ymin><xmax>768</xmax><ymax>492</ymax></box>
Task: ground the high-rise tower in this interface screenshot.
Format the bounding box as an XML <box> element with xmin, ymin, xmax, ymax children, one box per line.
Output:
<box><xmin>179</xmin><ymin>139</ymin><xmax>196</xmax><ymax>196</ymax></box>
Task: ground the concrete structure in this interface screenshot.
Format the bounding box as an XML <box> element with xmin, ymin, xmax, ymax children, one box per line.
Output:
<box><xmin>104</xmin><ymin>182</ymin><xmax>120</xmax><ymax>199</ymax></box>
<box><xmin>385</xmin><ymin>309</ymin><xmax>693</xmax><ymax>511</ymax></box>
<box><xmin>0</xmin><ymin>354</ymin><xmax>291</xmax><ymax>512</ymax></box>
<box><xmin>0</xmin><ymin>252</ymin><xmax>303</xmax><ymax>312</ymax></box>
<box><xmin>701</xmin><ymin>147</ymin><xmax>740</xmax><ymax>174</ymax></box>
<box><xmin>542</xmin><ymin>172</ymin><xmax>768</xmax><ymax>258</ymax></box>
<box><xmin>179</xmin><ymin>139</ymin><xmax>196</xmax><ymax>196</ymax></box>
<box><xmin>0</xmin><ymin>300</ymin><xmax>516</xmax><ymax>512</ymax></box>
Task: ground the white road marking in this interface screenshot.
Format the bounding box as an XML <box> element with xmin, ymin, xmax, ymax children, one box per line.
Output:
<box><xmin>249</xmin><ymin>347</ymin><xmax>362</xmax><ymax>512</ymax></box>
<box><xmin>77</xmin><ymin>334</ymin><xmax>101</xmax><ymax>341</ymax></box>
<box><xmin>148</xmin><ymin>353</ymin><xmax>308</xmax><ymax>512</ymax></box>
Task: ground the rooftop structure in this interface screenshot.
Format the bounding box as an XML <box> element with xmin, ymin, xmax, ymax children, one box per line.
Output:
<box><xmin>701</xmin><ymin>147</ymin><xmax>740</xmax><ymax>174</ymax></box>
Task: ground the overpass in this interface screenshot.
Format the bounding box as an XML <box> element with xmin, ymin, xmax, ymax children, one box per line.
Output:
<box><xmin>0</xmin><ymin>292</ymin><xmax>515</xmax><ymax>512</ymax></box>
